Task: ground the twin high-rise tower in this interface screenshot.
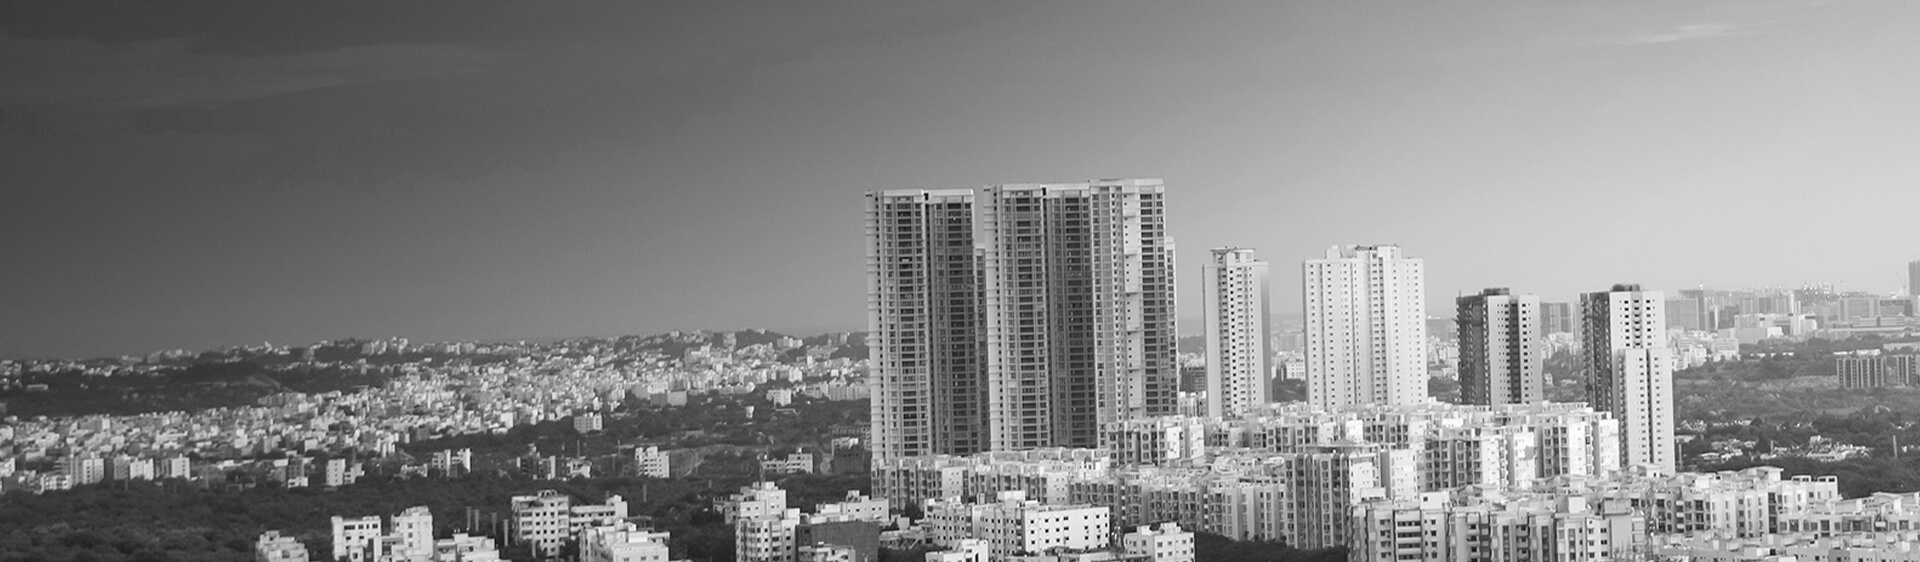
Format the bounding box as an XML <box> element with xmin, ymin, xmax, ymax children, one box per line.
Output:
<box><xmin>865</xmin><ymin>180</ymin><xmax>1176</xmax><ymax>460</ymax></box>
<box><xmin>1455</xmin><ymin>282</ymin><xmax>1676</xmax><ymax>473</ymax></box>
<box><xmin>1580</xmin><ymin>284</ymin><xmax>1675</xmax><ymax>473</ymax></box>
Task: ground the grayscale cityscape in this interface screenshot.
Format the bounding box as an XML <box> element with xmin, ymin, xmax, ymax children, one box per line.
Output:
<box><xmin>4</xmin><ymin>3</ymin><xmax>1920</xmax><ymax>562</ymax></box>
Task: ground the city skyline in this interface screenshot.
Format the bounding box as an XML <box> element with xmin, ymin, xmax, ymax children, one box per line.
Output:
<box><xmin>7</xmin><ymin>2</ymin><xmax>1920</xmax><ymax>359</ymax></box>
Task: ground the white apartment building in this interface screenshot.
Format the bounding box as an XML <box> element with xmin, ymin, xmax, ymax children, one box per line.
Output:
<box><xmin>814</xmin><ymin>490</ymin><xmax>890</xmax><ymax>524</ymax></box>
<box><xmin>1122</xmin><ymin>523</ymin><xmax>1195</xmax><ymax>562</ymax></box>
<box><xmin>1350</xmin><ymin>492</ymin><xmax>1644</xmax><ymax>562</ymax></box>
<box><xmin>634</xmin><ymin>446</ymin><xmax>671</xmax><ymax>478</ymax></box>
<box><xmin>332</xmin><ymin>515</ymin><xmax>384</xmax><ymax>562</ymax></box>
<box><xmin>1100</xmin><ymin>417</ymin><xmax>1205</xmax><ymax>467</ymax></box>
<box><xmin>512</xmin><ymin>490</ymin><xmax>574</xmax><ymax>559</ymax></box>
<box><xmin>927</xmin><ymin>491</ymin><xmax>1111</xmax><ymax>559</ymax></box>
<box><xmin>797</xmin><ymin>543</ymin><xmax>857</xmax><ymax>562</ymax></box>
<box><xmin>569</xmin><ymin>495</ymin><xmax>630</xmax><ymax>536</ymax></box>
<box><xmin>575</xmin><ymin>412</ymin><xmax>604</xmax><ymax>433</ymax></box>
<box><xmin>65</xmin><ymin>455</ymin><xmax>104</xmax><ymax>485</ymax></box>
<box><xmin>1580</xmin><ymin>284</ymin><xmax>1676</xmax><ymax>474</ymax></box>
<box><xmin>924</xmin><ymin>539</ymin><xmax>989</xmax><ymax>562</ymax></box>
<box><xmin>580</xmin><ymin>523</ymin><xmax>673</xmax><ymax>562</ymax></box>
<box><xmin>388</xmin><ymin>506</ymin><xmax>434</xmax><ymax>562</ymax></box>
<box><xmin>1778</xmin><ymin>490</ymin><xmax>1920</xmax><ymax>536</ymax></box>
<box><xmin>720</xmin><ymin>481</ymin><xmax>791</xmax><ymax>524</ymax></box>
<box><xmin>431</xmin><ymin>448</ymin><xmax>472</xmax><ymax>475</ymax></box>
<box><xmin>256</xmin><ymin>530</ymin><xmax>311</xmax><ymax>562</ymax></box>
<box><xmin>761</xmin><ymin>452</ymin><xmax>815</xmax><ymax>475</ymax></box>
<box><xmin>1456</xmin><ymin>288</ymin><xmax>1544</xmax><ymax>406</ymax></box>
<box><xmin>1303</xmin><ymin>245</ymin><xmax>1428</xmax><ymax>409</ymax></box>
<box><xmin>737</xmin><ymin>508</ymin><xmax>802</xmax><ymax>562</ymax></box>
<box><xmin>1577</xmin><ymin>466</ymin><xmax>1839</xmax><ymax>537</ymax></box>
<box><xmin>1652</xmin><ymin>531</ymin><xmax>1920</xmax><ymax>562</ymax></box>
<box><xmin>1204</xmin><ymin>248</ymin><xmax>1271</xmax><ymax>419</ymax></box>
<box><xmin>159</xmin><ymin>456</ymin><xmax>191</xmax><ymax>479</ymax></box>
<box><xmin>433</xmin><ymin>533</ymin><xmax>502</xmax><ymax>562</ymax></box>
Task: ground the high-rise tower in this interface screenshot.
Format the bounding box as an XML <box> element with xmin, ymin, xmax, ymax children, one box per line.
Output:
<box><xmin>865</xmin><ymin>179</ymin><xmax>1175</xmax><ymax>458</ymax></box>
<box><xmin>864</xmin><ymin>189</ymin><xmax>984</xmax><ymax>460</ymax></box>
<box><xmin>1203</xmin><ymin>248</ymin><xmax>1270</xmax><ymax>418</ymax></box>
<box><xmin>1302</xmin><ymin>245</ymin><xmax>1428</xmax><ymax>409</ymax></box>
<box><xmin>979</xmin><ymin>180</ymin><xmax>1176</xmax><ymax>450</ymax></box>
<box><xmin>1456</xmin><ymin>288</ymin><xmax>1543</xmax><ymax>406</ymax></box>
<box><xmin>1909</xmin><ymin>260</ymin><xmax>1919</xmax><ymax>297</ymax></box>
<box><xmin>1580</xmin><ymin>283</ymin><xmax>1674</xmax><ymax>474</ymax></box>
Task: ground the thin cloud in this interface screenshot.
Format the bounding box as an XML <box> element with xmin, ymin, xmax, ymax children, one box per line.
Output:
<box><xmin>1609</xmin><ymin>22</ymin><xmax>1769</xmax><ymax>45</ymax></box>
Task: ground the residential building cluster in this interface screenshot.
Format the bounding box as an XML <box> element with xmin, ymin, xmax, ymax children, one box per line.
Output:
<box><xmin>253</xmin><ymin>490</ymin><xmax>676</xmax><ymax>562</ymax></box>
<box><xmin>716</xmin><ymin>482</ymin><xmax>888</xmax><ymax>562</ymax></box>
<box><xmin>0</xmin><ymin>331</ymin><xmax>872</xmax><ymax>494</ymax></box>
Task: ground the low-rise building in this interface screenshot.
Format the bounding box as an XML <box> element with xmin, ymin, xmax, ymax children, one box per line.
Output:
<box><xmin>1122</xmin><ymin>523</ymin><xmax>1194</xmax><ymax>562</ymax></box>
<box><xmin>634</xmin><ymin>446</ymin><xmax>671</xmax><ymax>479</ymax></box>
<box><xmin>256</xmin><ymin>530</ymin><xmax>311</xmax><ymax>562</ymax></box>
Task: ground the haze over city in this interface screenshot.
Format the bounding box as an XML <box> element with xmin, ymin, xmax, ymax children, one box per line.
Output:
<box><xmin>6</xmin><ymin>1</ymin><xmax>1920</xmax><ymax>359</ymax></box>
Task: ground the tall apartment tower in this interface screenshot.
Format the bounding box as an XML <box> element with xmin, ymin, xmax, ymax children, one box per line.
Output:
<box><xmin>1580</xmin><ymin>284</ymin><xmax>1675</xmax><ymax>474</ymax></box>
<box><xmin>865</xmin><ymin>189</ymin><xmax>985</xmax><ymax>460</ymax></box>
<box><xmin>865</xmin><ymin>179</ymin><xmax>1175</xmax><ymax>458</ymax></box>
<box><xmin>1203</xmin><ymin>248</ymin><xmax>1270</xmax><ymax>418</ymax></box>
<box><xmin>1456</xmin><ymin>288</ymin><xmax>1544</xmax><ymax>406</ymax></box>
<box><xmin>1909</xmin><ymin>260</ymin><xmax>1919</xmax><ymax>297</ymax></box>
<box><xmin>1302</xmin><ymin>245</ymin><xmax>1428</xmax><ymax>410</ymax></box>
<box><xmin>979</xmin><ymin>180</ymin><xmax>1176</xmax><ymax>450</ymax></box>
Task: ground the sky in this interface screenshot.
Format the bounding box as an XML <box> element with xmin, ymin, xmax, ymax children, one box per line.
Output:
<box><xmin>4</xmin><ymin>1</ymin><xmax>1920</xmax><ymax>359</ymax></box>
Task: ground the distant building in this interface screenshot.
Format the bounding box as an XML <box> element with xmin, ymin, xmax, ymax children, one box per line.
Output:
<box><xmin>579</xmin><ymin>523</ymin><xmax>670</xmax><ymax>562</ymax></box>
<box><xmin>64</xmin><ymin>455</ymin><xmax>104</xmax><ymax>486</ymax></box>
<box><xmin>159</xmin><ymin>456</ymin><xmax>192</xmax><ymax>479</ymax></box>
<box><xmin>719</xmin><ymin>482</ymin><xmax>790</xmax><ymax>525</ymax></box>
<box><xmin>761</xmin><ymin>451</ymin><xmax>815</xmax><ymax>475</ymax></box>
<box><xmin>814</xmin><ymin>491</ymin><xmax>889</xmax><ymax>524</ymax></box>
<box><xmin>430</xmin><ymin>449</ymin><xmax>472</xmax><ymax>476</ymax></box>
<box><xmin>633</xmin><ymin>446</ymin><xmax>671</xmax><ymax>479</ymax></box>
<box><xmin>432</xmin><ymin>533</ymin><xmax>501</xmax><ymax>562</ymax></box>
<box><xmin>574</xmin><ymin>413</ymin><xmax>604</xmax><ymax>433</ymax></box>
<box><xmin>1540</xmin><ymin>302</ymin><xmax>1576</xmax><ymax>335</ymax></box>
<box><xmin>1911</xmin><ymin>260</ymin><xmax>1920</xmax><ymax>297</ymax></box>
<box><xmin>737</xmin><ymin>508</ymin><xmax>802</xmax><ymax>562</ymax></box>
<box><xmin>796</xmin><ymin>513</ymin><xmax>880</xmax><ymax>562</ymax></box>
<box><xmin>256</xmin><ymin>530</ymin><xmax>311</xmax><ymax>562</ymax></box>
<box><xmin>1837</xmin><ymin>354</ymin><xmax>1920</xmax><ymax>388</ymax></box>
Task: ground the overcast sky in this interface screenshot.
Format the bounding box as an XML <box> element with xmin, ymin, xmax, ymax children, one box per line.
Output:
<box><xmin>5</xmin><ymin>1</ymin><xmax>1919</xmax><ymax>358</ymax></box>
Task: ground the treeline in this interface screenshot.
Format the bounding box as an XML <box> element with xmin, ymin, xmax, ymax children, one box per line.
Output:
<box><xmin>0</xmin><ymin>471</ymin><xmax>870</xmax><ymax>562</ymax></box>
<box><xmin>1695</xmin><ymin>456</ymin><xmax>1920</xmax><ymax>499</ymax></box>
<box><xmin>0</xmin><ymin>362</ymin><xmax>395</xmax><ymax>419</ymax></box>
